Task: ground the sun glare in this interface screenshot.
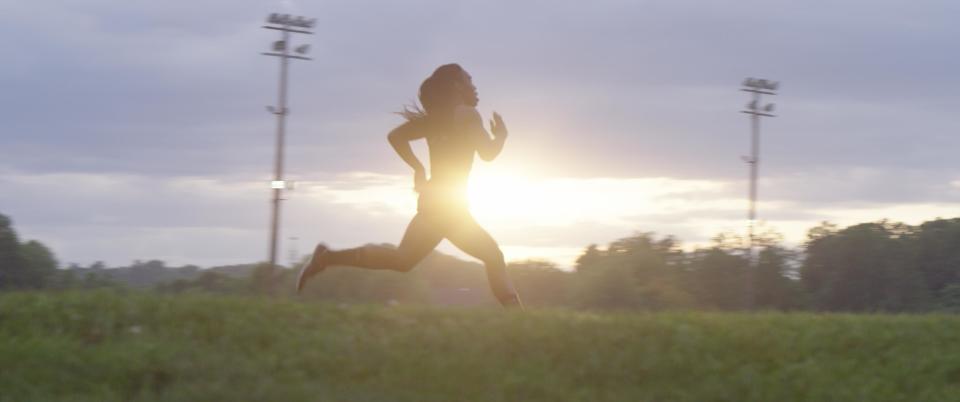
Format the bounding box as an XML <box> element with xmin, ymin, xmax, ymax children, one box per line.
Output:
<box><xmin>309</xmin><ymin>169</ymin><xmax>739</xmax><ymax>266</ymax></box>
<box><xmin>466</xmin><ymin>165</ymin><xmax>666</xmax><ymax>227</ymax></box>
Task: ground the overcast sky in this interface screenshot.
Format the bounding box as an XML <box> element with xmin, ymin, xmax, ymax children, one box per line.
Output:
<box><xmin>2</xmin><ymin>0</ymin><xmax>959</xmax><ymax>268</ymax></box>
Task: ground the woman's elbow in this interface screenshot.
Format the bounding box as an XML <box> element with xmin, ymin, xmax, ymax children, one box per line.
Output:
<box><xmin>387</xmin><ymin>131</ymin><xmax>403</xmax><ymax>146</ymax></box>
<box><xmin>478</xmin><ymin>150</ymin><xmax>498</xmax><ymax>161</ymax></box>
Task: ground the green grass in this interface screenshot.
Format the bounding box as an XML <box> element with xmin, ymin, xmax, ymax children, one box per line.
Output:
<box><xmin>2</xmin><ymin>291</ymin><xmax>959</xmax><ymax>401</ymax></box>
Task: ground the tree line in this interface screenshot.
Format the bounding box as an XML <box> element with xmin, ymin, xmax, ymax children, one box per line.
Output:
<box><xmin>2</xmin><ymin>212</ymin><xmax>959</xmax><ymax>312</ymax></box>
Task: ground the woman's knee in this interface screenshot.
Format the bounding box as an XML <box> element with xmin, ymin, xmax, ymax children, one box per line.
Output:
<box><xmin>392</xmin><ymin>250</ymin><xmax>423</xmax><ymax>272</ymax></box>
<box><xmin>393</xmin><ymin>258</ymin><xmax>417</xmax><ymax>272</ymax></box>
<box><xmin>483</xmin><ymin>248</ymin><xmax>505</xmax><ymax>267</ymax></box>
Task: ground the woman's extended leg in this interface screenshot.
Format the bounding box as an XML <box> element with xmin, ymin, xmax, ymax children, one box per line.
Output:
<box><xmin>326</xmin><ymin>212</ymin><xmax>444</xmax><ymax>272</ymax></box>
<box><xmin>446</xmin><ymin>216</ymin><xmax>522</xmax><ymax>308</ymax></box>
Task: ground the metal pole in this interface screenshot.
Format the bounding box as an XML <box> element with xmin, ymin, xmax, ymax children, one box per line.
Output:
<box><xmin>748</xmin><ymin>91</ymin><xmax>759</xmax><ymax>254</ymax></box>
<box><xmin>261</xmin><ymin>13</ymin><xmax>314</xmax><ymax>291</ymax></box>
<box><xmin>747</xmin><ymin>105</ymin><xmax>758</xmax><ymax>310</ymax></box>
<box><xmin>268</xmin><ymin>27</ymin><xmax>290</xmax><ymax>280</ymax></box>
<box><xmin>740</xmin><ymin>77</ymin><xmax>778</xmax><ymax>310</ymax></box>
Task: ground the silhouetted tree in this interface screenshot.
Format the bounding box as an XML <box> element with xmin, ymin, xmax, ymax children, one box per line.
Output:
<box><xmin>916</xmin><ymin>218</ymin><xmax>960</xmax><ymax>296</ymax></box>
<box><xmin>0</xmin><ymin>214</ymin><xmax>27</xmax><ymax>289</ymax></box>
<box><xmin>80</xmin><ymin>261</ymin><xmax>116</xmax><ymax>289</ymax></box>
<box><xmin>753</xmin><ymin>246</ymin><xmax>800</xmax><ymax>310</ymax></box>
<box><xmin>20</xmin><ymin>240</ymin><xmax>58</xmax><ymax>288</ymax></box>
<box><xmin>509</xmin><ymin>260</ymin><xmax>572</xmax><ymax>307</ymax></box>
<box><xmin>801</xmin><ymin>221</ymin><xmax>928</xmax><ymax>312</ymax></box>
<box><xmin>686</xmin><ymin>248</ymin><xmax>751</xmax><ymax>310</ymax></box>
<box><xmin>0</xmin><ymin>215</ymin><xmax>58</xmax><ymax>289</ymax></box>
<box><xmin>574</xmin><ymin>233</ymin><xmax>692</xmax><ymax>310</ymax></box>
<box><xmin>936</xmin><ymin>284</ymin><xmax>960</xmax><ymax>312</ymax></box>
<box><xmin>574</xmin><ymin>244</ymin><xmax>602</xmax><ymax>273</ymax></box>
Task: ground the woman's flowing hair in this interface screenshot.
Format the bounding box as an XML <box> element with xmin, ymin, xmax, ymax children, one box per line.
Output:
<box><xmin>398</xmin><ymin>63</ymin><xmax>465</xmax><ymax>122</ymax></box>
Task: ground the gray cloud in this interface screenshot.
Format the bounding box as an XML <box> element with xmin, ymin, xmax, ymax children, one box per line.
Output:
<box><xmin>5</xmin><ymin>0</ymin><xmax>960</xmax><ymax>178</ymax></box>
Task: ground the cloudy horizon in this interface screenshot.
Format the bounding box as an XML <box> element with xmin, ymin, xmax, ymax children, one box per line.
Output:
<box><xmin>2</xmin><ymin>0</ymin><xmax>959</xmax><ymax>269</ymax></box>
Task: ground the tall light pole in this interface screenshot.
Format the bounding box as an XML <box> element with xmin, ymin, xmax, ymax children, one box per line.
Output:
<box><xmin>262</xmin><ymin>13</ymin><xmax>313</xmax><ymax>283</ymax></box>
<box><xmin>739</xmin><ymin>78</ymin><xmax>778</xmax><ymax>256</ymax></box>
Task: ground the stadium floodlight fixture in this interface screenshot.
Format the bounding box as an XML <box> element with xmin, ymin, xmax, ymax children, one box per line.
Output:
<box><xmin>267</xmin><ymin>13</ymin><xmax>317</xmax><ymax>29</ymax></box>
<box><xmin>744</xmin><ymin>99</ymin><xmax>776</xmax><ymax>116</ymax></box>
<box><xmin>742</xmin><ymin>77</ymin><xmax>780</xmax><ymax>94</ymax></box>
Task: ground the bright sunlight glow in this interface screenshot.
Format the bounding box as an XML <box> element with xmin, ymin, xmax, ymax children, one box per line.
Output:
<box><xmin>466</xmin><ymin>164</ymin><xmax>728</xmax><ymax>227</ymax></box>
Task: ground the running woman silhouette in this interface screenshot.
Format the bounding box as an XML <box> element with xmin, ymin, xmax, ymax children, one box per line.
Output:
<box><xmin>297</xmin><ymin>64</ymin><xmax>522</xmax><ymax>308</ymax></box>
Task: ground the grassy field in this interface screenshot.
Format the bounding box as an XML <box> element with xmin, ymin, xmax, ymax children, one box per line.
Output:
<box><xmin>1</xmin><ymin>291</ymin><xmax>959</xmax><ymax>402</ymax></box>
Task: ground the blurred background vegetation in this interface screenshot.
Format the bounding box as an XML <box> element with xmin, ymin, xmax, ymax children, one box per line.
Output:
<box><xmin>3</xmin><ymin>212</ymin><xmax>960</xmax><ymax>313</ymax></box>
